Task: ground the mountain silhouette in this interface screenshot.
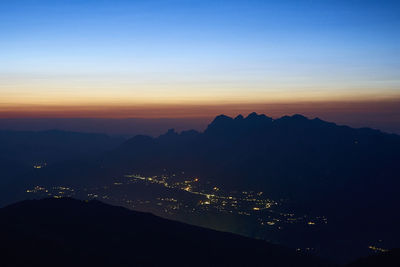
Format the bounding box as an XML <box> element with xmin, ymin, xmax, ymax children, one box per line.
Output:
<box><xmin>0</xmin><ymin>198</ymin><xmax>332</xmax><ymax>267</ymax></box>
<box><xmin>107</xmin><ymin>112</ymin><xmax>400</xmax><ymax>204</ymax></box>
<box><xmin>1</xmin><ymin>113</ymin><xmax>399</xmax><ymax>263</ymax></box>
<box><xmin>0</xmin><ymin>129</ymin><xmax>124</xmax><ymax>206</ymax></box>
<box><xmin>0</xmin><ymin>129</ymin><xmax>123</xmax><ymax>166</ymax></box>
<box><xmin>98</xmin><ymin>113</ymin><xmax>400</xmax><ymax>262</ymax></box>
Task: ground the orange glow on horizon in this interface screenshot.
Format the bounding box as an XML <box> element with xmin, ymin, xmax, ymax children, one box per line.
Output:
<box><xmin>1</xmin><ymin>99</ymin><xmax>400</xmax><ymax>120</ymax></box>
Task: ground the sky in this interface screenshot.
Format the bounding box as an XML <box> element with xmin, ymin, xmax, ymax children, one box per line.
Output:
<box><xmin>0</xmin><ymin>0</ymin><xmax>400</xmax><ymax>132</ymax></box>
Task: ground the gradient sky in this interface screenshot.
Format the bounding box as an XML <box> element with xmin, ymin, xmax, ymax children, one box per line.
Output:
<box><xmin>1</xmin><ymin>0</ymin><xmax>400</xmax><ymax>120</ymax></box>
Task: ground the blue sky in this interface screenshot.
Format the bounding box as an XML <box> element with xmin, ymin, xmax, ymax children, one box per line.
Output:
<box><xmin>0</xmin><ymin>0</ymin><xmax>399</xmax><ymax>109</ymax></box>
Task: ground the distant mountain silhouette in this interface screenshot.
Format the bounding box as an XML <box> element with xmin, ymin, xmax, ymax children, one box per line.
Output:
<box><xmin>0</xmin><ymin>198</ymin><xmax>332</xmax><ymax>267</ymax></box>
<box><xmin>0</xmin><ymin>129</ymin><xmax>124</xmax><ymax>165</ymax></box>
<box><xmin>98</xmin><ymin>113</ymin><xmax>400</xmax><ymax>262</ymax></box>
<box><xmin>0</xmin><ymin>130</ymin><xmax>124</xmax><ymax>206</ymax></box>
<box><xmin>107</xmin><ymin>112</ymin><xmax>400</xmax><ymax>203</ymax></box>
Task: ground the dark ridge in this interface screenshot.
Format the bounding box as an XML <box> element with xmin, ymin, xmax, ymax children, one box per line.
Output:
<box><xmin>246</xmin><ymin>111</ymin><xmax>259</xmax><ymax>119</ymax></box>
<box><xmin>234</xmin><ymin>114</ymin><xmax>244</xmax><ymax>120</ymax></box>
<box><xmin>0</xmin><ymin>198</ymin><xmax>332</xmax><ymax>267</ymax></box>
<box><xmin>213</xmin><ymin>114</ymin><xmax>234</xmax><ymax>122</ymax></box>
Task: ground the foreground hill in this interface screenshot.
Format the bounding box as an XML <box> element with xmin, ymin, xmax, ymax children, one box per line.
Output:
<box><xmin>347</xmin><ymin>249</ymin><xmax>400</xmax><ymax>267</ymax></box>
<box><xmin>0</xmin><ymin>198</ymin><xmax>330</xmax><ymax>267</ymax></box>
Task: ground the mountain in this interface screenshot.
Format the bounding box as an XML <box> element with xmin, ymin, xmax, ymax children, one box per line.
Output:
<box><xmin>99</xmin><ymin>113</ymin><xmax>400</xmax><ymax>261</ymax></box>
<box><xmin>13</xmin><ymin>113</ymin><xmax>399</xmax><ymax>206</ymax></box>
<box><xmin>0</xmin><ymin>129</ymin><xmax>125</xmax><ymax>206</ymax></box>
<box><xmin>0</xmin><ymin>129</ymin><xmax>124</xmax><ymax>166</ymax></box>
<box><xmin>107</xmin><ymin>112</ymin><xmax>400</xmax><ymax>204</ymax></box>
<box><xmin>2</xmin><ymin>113</ymin><xmax>400</xmax><ymax>263</ymax></box>
<box><xmin>0</xmin><ymin>198</ymin><xmax>331</xmax><ymax>267</ymax></box>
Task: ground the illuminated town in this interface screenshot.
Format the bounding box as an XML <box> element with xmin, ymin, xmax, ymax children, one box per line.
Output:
<box><xmin>23</xmin><ymin>171</ymin><xmax>392</xmax><ymax>256</ymax></box>
<box><xmin>25</xmin><ymin>173</ymin><xmax>329</xmax><ymax>225</ymax></box>
<box><xmin>25</xmin><ymin>172</ymin><xmax>331</xmax><ymax>245</ymax></box>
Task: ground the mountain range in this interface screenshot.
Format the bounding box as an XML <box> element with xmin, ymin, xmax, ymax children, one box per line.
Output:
<box><xmin>106</xmin><ymin>113</ymin><xmax>400</xmax><ymax>206</ymax></box>
<box><xmin>1</xmin><ymin>113</ymin><xmax>399</xmax><ymax>263</ymax></box>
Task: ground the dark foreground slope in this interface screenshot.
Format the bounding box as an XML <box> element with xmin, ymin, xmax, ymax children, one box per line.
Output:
<box><xmin>0</xmin><ymin>198</ymin><xmax>331</xmax><ymax>267</ymax></box>
<box><xmin>347</xmin><ymin>249</ymin><xmax>400</xmax><ymax>267</ymax></box>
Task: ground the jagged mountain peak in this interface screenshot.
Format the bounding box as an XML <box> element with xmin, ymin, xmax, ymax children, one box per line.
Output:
<box><xmin>235</xmin><ymin>114</ymin><xmax>244</xmax><ymax>120</ymax></box>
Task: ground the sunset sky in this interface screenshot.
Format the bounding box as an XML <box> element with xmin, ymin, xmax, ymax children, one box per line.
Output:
<box><xmin>1</xmin><ymin>0</ymin><xmax>400</xmax><ymax>132</ymax></box>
